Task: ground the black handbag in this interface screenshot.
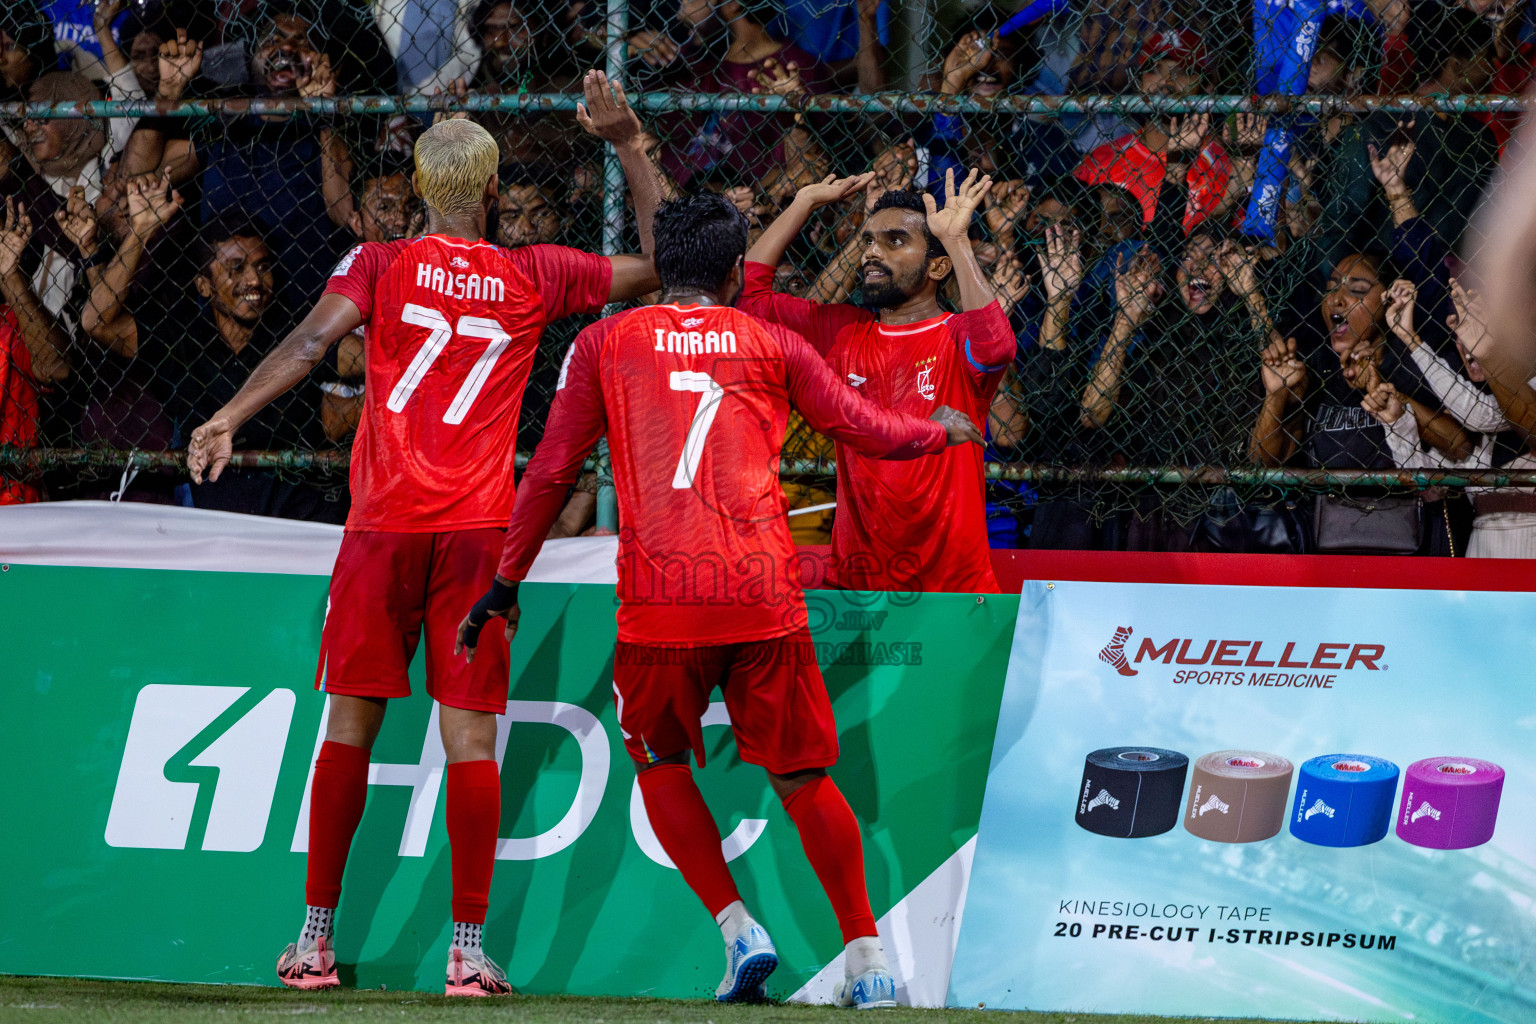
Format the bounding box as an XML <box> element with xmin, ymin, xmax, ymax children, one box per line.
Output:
<box><xmin>1191</xmin><ymin>489</ymin><xmax>1311</xmax><ymax>554</ymax></box>
<box><xmin>1313</xmin><ymin>494</ymin><xmax>1423</xmax><ymax>555</ymax></box>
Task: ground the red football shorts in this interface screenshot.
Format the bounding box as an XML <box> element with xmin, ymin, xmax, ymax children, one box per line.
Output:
<box><xmin>316</xmin><ymin>528</ymin><xmax>511</xmax><ymax>713</ymax></box>
<box><xmin>611</xmin><ymin>627</ymin><xmax>838</xmax><ymax>775</ymax></box>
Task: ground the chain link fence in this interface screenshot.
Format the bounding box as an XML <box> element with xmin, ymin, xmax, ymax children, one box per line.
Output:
<box><xmin>2</xmin><ymin>0</ymin><xmax>1535</xmax><ymax>552</ymax></box>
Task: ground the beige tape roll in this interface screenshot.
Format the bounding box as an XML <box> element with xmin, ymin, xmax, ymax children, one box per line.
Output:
<box><xmin>1184</xmin><ymin>750</ymin><xmax>1295</xmax><ymax>843</ymax></box>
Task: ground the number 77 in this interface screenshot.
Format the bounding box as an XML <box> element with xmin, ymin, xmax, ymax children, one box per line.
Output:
<box><xmin>388</xmin><ymin>303</ymin><xmax>512</xmax><ymax>424</ymax></box>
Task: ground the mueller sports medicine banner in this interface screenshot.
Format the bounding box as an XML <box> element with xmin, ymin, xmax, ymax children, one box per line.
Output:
<box><xmin>949</xmin><ymin>579</ymin><xmax>1536</xmax><ymax>1023</ymax></box>
<box><xmin>0</xmin><ymin>505</ymin><xmax>1016</xmax><ymax>1002</ymax></box>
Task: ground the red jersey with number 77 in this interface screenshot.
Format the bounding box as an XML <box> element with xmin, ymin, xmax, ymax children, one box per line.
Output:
<box><xmin>323</xmin><ymin>235</ymin><xmax>611</xmax><ymax>532</ymax></box>
<box><xmin>496</xmin><ymin>303</ymin><xmax>946</xmax><ymax>646</ymax></box>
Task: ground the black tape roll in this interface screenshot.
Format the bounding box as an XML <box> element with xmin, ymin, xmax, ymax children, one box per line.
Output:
<box><xmin>1075</xmin><ymin>747</ymin><xmax>1190</xmax><ymax>838</ymax></box>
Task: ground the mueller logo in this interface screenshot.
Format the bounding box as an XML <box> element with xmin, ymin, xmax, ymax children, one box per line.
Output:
<box><xmin>1085</xmin><ymin>789</ymin><xmax>1120</xmax><ymax>813</ymax></box>
<box><xmin>1098</xmin><ymin>626</ymin><xmax>1386</xmax><ymax>675</ymax></box>
<box><xmin>1199</xmin><ymin>794</ymin><xmax>1230</xmax><ymax>816</ymax></box>
<box><xmin>1304</xmin><ymin>798</ymin><xmax>1335</xmax><ymax>821</ymax></box>
<box><xmin>1410</xmin><ymin>801</ymin><xmax>1442</xmax><ymax>824</ymax></box>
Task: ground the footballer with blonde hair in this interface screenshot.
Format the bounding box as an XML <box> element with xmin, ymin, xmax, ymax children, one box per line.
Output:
<box><xmin>186</xmin><ymin>71</ymin><xmax>662</xmax><ymax>996</ymax></box>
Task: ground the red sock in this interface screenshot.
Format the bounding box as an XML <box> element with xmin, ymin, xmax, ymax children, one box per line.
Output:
<box><xmin>637</xmin><ymin>763</ymin><xmax>741</xmax><ymax>917</ymax></box>
<box><xmin>446</xmin><ymin>760</ymin><xmax>501</xmax><ymax>924</ymax></box>
<box><xmin>781</xmin><ymin>775</ymin><xmax>878</xmax><ymax>943</ymax></box>
<box><xmin>305</xmin><ymin>740</ymin><xmax>370</xmax><ymax>908</ymax></box>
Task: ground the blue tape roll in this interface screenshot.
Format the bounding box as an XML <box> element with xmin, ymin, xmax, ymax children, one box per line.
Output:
<box><xmin>1288</xmin><ymin>754</ymin><xmax>1400</xmax><ymax>847</ymax></box>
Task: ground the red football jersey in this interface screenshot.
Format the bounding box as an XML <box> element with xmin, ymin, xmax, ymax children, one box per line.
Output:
<box><xmin>740</xmin><ymin>261</ymin><xmax>1012</xmax><ymax>593</ymax></box>
<box><xmin>496</xmin><ymin>303</ymin><xmax>946</xmax><ymax>646</ymax></box>
<box><xmin>324</xmin><ymin>236</ymin><xmax>610</xmax><ymax>531</ymax></box>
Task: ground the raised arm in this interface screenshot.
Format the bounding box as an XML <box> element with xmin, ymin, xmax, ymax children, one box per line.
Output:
<box><xmin>577</xmin><ymin>70</ymin><xmax>663</xmax><ymax>297</ymax></box>
<box><xmin>457</xmin><ymin>331</ymin><xmax>609</xmax><ymax>660</ymax></box>
<box><xmin>745</xmin><ymin>172</ymin><xmax>874</xmax><ymax>271</ymax></box>
<box><xmin>0</xmin><ymin>201</ymin><xmax>69</xmax><ymax>383</ymax></box>
<box><xmin>1036</xmin><ymin>224</ymin><xmax>1082</xmax><ymax>352</ymax></box>
<box><xmin>924</xmin><ymin>167</ymin><xmax>995</xmax><ymax>313</ymax></box>
<box><xmin>1251</xmin><ymin>336</ymin><xmax>1308</xmax><ymax>466</ymax></box>
<box><xmin>781</xmin><ymin>327</ymin><xmax>975</xmax><ymax>457</ymax></box>
<box><xmin>81</xmin><ymin>171</ymin><xmax>183</xmax><ymax>358</ymax></box>
<box><xmin>1081</xmin><ymin>250</ymin><xmax>1161</xmax><ymax>429</ymax></box>
<box><xmin>186</xmin><ymin>293</ymin><xmax>362</xmax><ymax>482</ymax></box>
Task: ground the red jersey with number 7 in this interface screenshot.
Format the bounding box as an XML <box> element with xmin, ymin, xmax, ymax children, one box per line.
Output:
<box><xmin>323</xmin><ymin>235</ymin><xmax>611</xmax><ymax>532</ymax></box>
<box><xmin>495</xmin><ymin>303</ymin><xmax>947</xmax><ymax>646</ymax></box>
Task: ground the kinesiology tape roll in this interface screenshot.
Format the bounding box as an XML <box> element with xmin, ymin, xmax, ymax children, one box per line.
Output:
<box><xmin>1395</xmin><ymin>757</ymin><xmax>1505</xmax><ymax>850</ymax></box>
<box><xmin>1184</xmin><ymin>750</ymin><xmax>1294</xmax><ymax>843</ymax></box>
<box><xmin>1288</xmin><ymin>755</ymin><xmax>1400</xmax><ymax>848</ymax></box>
<box><xmin>1075</xmin><ymin>747</ymin><xmax>1190</xmax><ymax>838</ymax></box>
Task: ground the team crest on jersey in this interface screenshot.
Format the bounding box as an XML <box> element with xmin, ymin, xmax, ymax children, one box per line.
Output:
<box><xmin>914</xmin><ymin>355</ymin><xmax>937</xmax><ymax>401</ymax></box>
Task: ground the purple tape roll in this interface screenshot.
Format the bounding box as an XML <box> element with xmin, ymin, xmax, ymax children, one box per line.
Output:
<box><xmin>1395</xmin><ymin>757</ymin><xmax>1505</xmax><ymax>850</ymax></box>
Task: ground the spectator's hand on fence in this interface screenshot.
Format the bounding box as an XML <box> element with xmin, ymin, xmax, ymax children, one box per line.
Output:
<box><xmin>794</xmin><ymin>172</ymin><xmax>876</xmax><ymax>213</ymax></box>
<box><xmin>1037</xmin><ymin>224</ymin><xmax>1083</xmax><ymax>301</ymax></box>
<box><xmin>1113</xmin><ymin>248</ymin><xmax>1164</xmax><ymax>326</ymax></box>
<box><xmin>576</xmin><ymin>70</ymin><xmax>642</xmax><ymax>147</ymax></box>
<box><xmin>1364</xmin><ymin>0</ymin><xmax>1409</xmax><ymax>37</ymax></box>
<box><xmin>930</xmin><ymin>404</ymin><xmax>985</xmax><ymax>446</ymax></box>
<box><xmin>298</xmin><ymin>52</ymin><xmax>336</xmax><ymax>99</ymax></box>
<box><xmin>1385</xmin><ymin>278</ymin><xmax>1420</xmax><ymax>349</ymax></box>
<box><xmin>431</xmin><ymin>78</ymin><xmax>470</xmax><ymax>124</ymax></box>
<box><xmin>983</xmin><ymin>179</ymin><xmax>1030</xmax><ymax>239</ymax></box>
<box><xmin>925</xmin><ymin>167</ymin><xmax>992</xmax><ymax>247</ymax></box>
<box><xmin>0</xmin><ymin>198</ymin><xmax>34</xmax><ymax>280</ymax></box>
<box><xmin>990</xmin><ymin>251</ymin><xmax>1030</xmax><ymax>313</ymax></box>
<box><xmin>1361</xmin><ymin>374</ymin><xmax>1406</xmax><ymax>425</ymax></box>
<box><xmin>1260</xmin><ymin>336</ymin><xmax>1307</xmax><ymax>398</ymax></box>
<box><xmin>751</xmin><ymin>58</ymin><xmax>807</xmax><ymax>102</ymax></box>
<box><xmin>1368</xmin><ymin>122</ymin><xmax>1415</xmax><ymax>193</ymax></box>
<box><xmin>455</xmin><ymin>578</ymin><xmax>521</xmax><ymax>662</ymax></box>
<box><xmin>627</xmin><ymin>29</ymin><xmax>679</xmax><ymax>68</ymax></box>
<box><xmin>126</xmin><ymin>169</ymin><xmax>183</xmax><ymax>242</ymax></box>
<box><xmin>1167</xmin><ymin>113</ymin><xmax>1211</xmax><ymax>153</ymax></box>
<box><xmin>187</xmin><ymin>415</ymin><xmax>235</xmax><ymax>484</ymax></box>
<box><xmin>723</xmin><ymin>186</ymin><xmax>754</xmax><ymax>214</ymax></box>
<box><xmin>941</xmin><ymin>31</ymin><xmax>993</xmax><ymax>95</ymax></box>
<box><xmin>1228</xmin><ymin>113</ymin><xmax>1268</xmax><ymax>151</ymax></box>
<box><xmin>1447</xmin><ymin>277</ymin><xmax>1489</xmax><ymax>347</ymax></box>
<box><xmin>93</xmin><ymin>0</ymin><xmax>126</xmax><ymax>39</ymax></box>
<box><xmin>1216</xmin><ymin>239</ymin><xmax>1260</xmax><ymax>298</ymax></box>
<box><xmin>156</xmin><ymin>29</ymin><xmax>203</xmax><ymax>103</ymax></box>
<box><xmin>54</xmin><ymin>185</ymin><xmax>99</xmax><ymax>259</ymax></box>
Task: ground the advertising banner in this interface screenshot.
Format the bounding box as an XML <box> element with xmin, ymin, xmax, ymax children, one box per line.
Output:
<box><xmin>948</xmin><ymin>579</ymin><xmax>1536</xmax><ymax>1022</ymax></box>
<box><xmin>0</xmin><ymin>545</ymin><xmax>1014</xmax><ymax>1001</ymax></box>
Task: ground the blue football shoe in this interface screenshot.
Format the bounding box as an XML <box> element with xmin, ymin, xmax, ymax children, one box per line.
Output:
<box><xmin>834</xmin><ymin>967</ymin><xmax>898</xmax><ymax>1009</ymax></box>
<box><xmin>715</xmin><ymin>922</ymin><xmax>777</xmax><ymax>1003</ymax></box>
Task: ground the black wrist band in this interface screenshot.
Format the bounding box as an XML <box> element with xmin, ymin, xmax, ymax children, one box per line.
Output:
<box><xmin>462</xmin><ymin>578</ymin><xmax>519</xmax><ymax>648</ymax></box>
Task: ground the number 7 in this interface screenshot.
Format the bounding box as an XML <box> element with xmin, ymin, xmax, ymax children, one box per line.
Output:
<box><xmin>670</xmin><ymin>371</ymin><xmax>723</xmax><ymax>489</ymax></box>
<box><xmin>388</xmin><ymin>304</ymin><xmax>512</xmax><ymax>424</ymax></box>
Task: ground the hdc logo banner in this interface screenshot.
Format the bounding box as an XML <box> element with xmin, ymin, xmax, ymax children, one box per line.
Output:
<box><xmin>0</xmin><ymin>563</ymin><xmax>1014</xmax><ymax>998</ymax></box>
<box><xmin>949</xmin><ymin>580</ymin><xmax>1536</xmax><ymax>1023</ymax></box>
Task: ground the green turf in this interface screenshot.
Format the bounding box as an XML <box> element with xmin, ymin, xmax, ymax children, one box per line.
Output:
<box><xmin>0</xmin><ymin>977</ymin><xmax>1304</xmax><ymax>1024</ymax></box>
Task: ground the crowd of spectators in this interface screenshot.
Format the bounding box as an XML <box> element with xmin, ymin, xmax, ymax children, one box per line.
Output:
<box><xmin>2</xmin><ymin>0</ymin><xmax>1534</xmax><ymax>556</ymax></box>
